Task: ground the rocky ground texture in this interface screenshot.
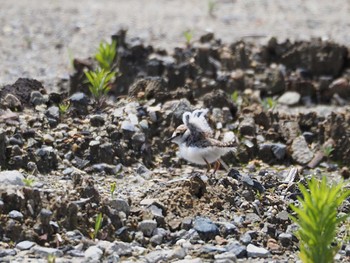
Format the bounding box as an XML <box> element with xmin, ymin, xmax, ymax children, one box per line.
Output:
<box><xmin>1</xmin><ymin>30</ymin><xmax>350</xmax><ymax>262</ymax></box>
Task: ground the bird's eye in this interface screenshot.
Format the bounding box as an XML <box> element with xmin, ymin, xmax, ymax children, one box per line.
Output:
<box><xmin>175</xmin><ymin>132</ymin><xmax>180</xmax><ymax>136</ymax></box>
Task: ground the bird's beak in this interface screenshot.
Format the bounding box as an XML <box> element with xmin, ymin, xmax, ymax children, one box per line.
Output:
<box><xmin>166</xmin><ymin>136</ymin><xmax>175</xmax><ymax>142</ymax></box>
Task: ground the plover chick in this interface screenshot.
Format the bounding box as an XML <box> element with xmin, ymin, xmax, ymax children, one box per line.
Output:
<box><xmin>168</xmin><ymin>109</ymin><xmax>237</xmax><ymax>173</ymax></box>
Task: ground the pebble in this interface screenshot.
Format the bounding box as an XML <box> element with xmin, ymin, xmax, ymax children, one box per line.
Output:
<box><xmin>9</xmin><ymin>210</ymin><xmax>23</xmax><ymax>221</ymax></box>
<box><xmin>278</xmin><ymin>91</ymin><xmax>301</xmax><ymax>105</ymax></box>
<box><xmin>84</xmin><ymin>245</ymin><xmax>103</xmax><ymax>261</ymax></box>
<box><xmin>113</xmin><ymin>241</ymin><xmax>133</xmax><ymax>256</ymax></box>
<box><xmin>0</xmin><ymin>170</ymin><xmax>24</xmax><ymax>186</ymax></box>
<box><xmin>291</xmin><ymin>136</ymin><xmax>314</xmax><ymax>164</ymax></box>
<box><xmin>0</xmin><ymin>249</ymin><xmax>16</xmax><ymax>257</ymax></box>
<box><xmin>109</xmin><ymin>198</ymin><xmax>130</xmax><ymax>216</ymax></box>
<box><xmin>246</xmin><ymin>244</ymin><xmax>270</xmax><ymax>258</ymax></box>
<box><xmin>278</xmin><ymin>233</ymin><xmax>293</xmax><ymax>247</ymax></box>
<box><xmin>16</xmin><ymin>240</ymin><xmax>36</xmax><ymax>250</ymax></box>
<box><xmin>31</xmin><ymin>245</ymin><xmax>64</xmax><ymax>257</ymax></box>
<box><xmin>193</xmin><ymin>217</ymin><xmax>219</xmax><ymax>241</ymax></box>
<box><xmin>138</xmin><ymin>220</ymin><xmax>157</xmax><ymax>237</ymax></box>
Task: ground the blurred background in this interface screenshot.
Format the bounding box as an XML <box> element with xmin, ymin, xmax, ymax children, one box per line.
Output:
<box><xmin>1</xmin><ymin>0</ymin><xmax>350</xmax><ymax>90</ymax></box>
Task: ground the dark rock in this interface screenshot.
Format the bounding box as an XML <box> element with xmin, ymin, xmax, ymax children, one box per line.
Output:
<box><xmin>8</xmin><ymin>210</ymin><xmax>23</xmax><ymax>221</ymax></box>
<box><xmin>40</xmin><ymin>209</ymin><xmax>53</xmax><ymax>225</ymax></box>
<box><xmin>226</xmin><ymin>241</ymin><xmax>247</xmax><ymax>258</ymax></box>
<box><xmin>45</xmin><ymin>106</ymin><xmax>60</xmax><ymax>120</ymax></box>
<box><xmin>109</xmin><ymin>199</ymin><xmax>130</xmax><ymax>216</ymax></box>
<box><xmin>0</xmin><ymin>78</ymin><xmax>45</xmax><ymax>107</ymax></box>
<box><xmin>202</xmin><ymin>89</ymin><xmax>237</xmax><ymax>117</ymax></box>
<box><xmin>69</xmin><ymin>92</ymin><xmax>90</xmax><ymax>115</ymax></box>
<box><xmin>181</xmin><ymin>217</ymin><xmax>192</xmax><ymax>230</ymax></box>
<box><xmin>115</xmin><ymin>226</ymin><xmax>133</xmax><ymax>242</ymax></box>
<box><xmin>193</xmin><ymin>217</ymin><xmax>219</xmax><ymax>241</ymax></box>
<box><xmin>278</xmin><ymin>233</ymin><xmax>293</xmax><ymax>247</ymax></box>
<box><xmin>90</xmin><ymin>115</ymin><xmax>105</xmax><ymax>127</ymax></box>
<box><xmin>33</xmin><ymin>146</ymin><xmax>58</xmax><ymax>173</ymax></box>
<box><xmin>30</xmin><ymin>91</ymin><xmax>46</xmax><ymax>106</ymax></box>
<box><xmin>239</xmin><ymin>117</ymin><xmax>255</xmax><ymax>136</ymax></box>
<box><xmin>0</xmin><ymin>129</ymin><xmax>6</xmax><ymax>168</ymax></box>
<box><xmin>138</xmin><ymin>220</ymin><xmax>157</xmax><ymax>237</ymax></box>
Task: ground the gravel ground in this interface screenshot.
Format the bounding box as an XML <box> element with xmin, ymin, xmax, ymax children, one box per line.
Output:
<box><xmin>1</xmin><ymin>0</ymin><xmax>350</xmax><ymax>89</ymax></box>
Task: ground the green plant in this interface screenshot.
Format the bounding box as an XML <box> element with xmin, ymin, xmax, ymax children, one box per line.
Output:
<box><xmin>290</xmin><ymin>176</ymin><xmax>350</xmax><ymax>263</ymax></box>
<box><xmin>95</xmin><ymin>40</ymin><xmax>117</xmax><ymax>71</ymax></box>
<box><xmin>110</xmin><ymin>182</ymin><xmax>116</xmax><ymax>199</ymax></box>
<box><xmin>183</xmin><ymin>30</ymin><xmax>193</xmax><ymax>46</ymax></box>
<box><xmin>58</xmin><ymin>101</ymin><xmax>70</xmax><ymax>116</ymax></box>
<box><xmin>47</xmin><ymin>254</ymin><xmax>56</xmax><ymax>263</ymax></box>
<box><xmin>262</xmin><ymin>97</ymin><xmax>277</xmax><ymax>110</ymax></box>
<box><xmin>22</xmin><ymin>178</ymin><xmax>35</xmax><ymax>187</ymax></box>
<box><xmin>85</xmin><ymin>69</ymin><xmax>115</xmax><ymax>101</ymax></box>
<box><xmin>231</xmin><ymin>90</ymin><xmax>239</xmax><ymax>104</ymax></box>
<box><xmin>323</xmin><ymin>145</ymin><xmax>334</xmax><ymax>159</ymax></box>
<box><xmin>91</xmin><ymin>213</ymin><xmax>103</xmax><ymax>240</ymax></box>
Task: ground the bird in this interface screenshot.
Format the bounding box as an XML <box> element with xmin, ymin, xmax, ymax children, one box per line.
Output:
<box><xmin>168</xmin><ymin>109</ymin><xmax>237</xmax><ymax>173</ymax></box>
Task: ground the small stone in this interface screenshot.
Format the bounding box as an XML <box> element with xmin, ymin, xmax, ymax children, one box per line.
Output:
<box><xmin>0</xmin><ymin>249</ymin><xmax>16</xmax><ymax>257</ymax></box>
<box><xmin>112</xmin><ymin>241</ymin><xmax>133</xmax><ymax>256</ymax></box>
<box><xmin>278</xmin><ymin>233</ymin><xmax>293</xmax><ymax>247</ymax></box>
<box><xmin>271</xmin><ymin>143</ymin><xmax>287</xmax><ymax>160</ymax></box>
<box><xmin>276</xmin><ymin>210</ymin><xmax>289</xmax><ymax>222</ymax></box>
<box><xmin>46</xmin><ymin>106</ymin><xmax>60</xmax><ymax>119</ymax></box>
<box><xmin>226</xmin><ymin>241</ymin><xmax>247</xmax><ymax>258</ymax></box>
<box><xmin>246</xmin><ymin>244</ymin><xmax>270</xmax><ymax>258</ymax></box>
<box><xmin>1</xmin><ymin>94</ymin><xmax>22</xmax><ymax>111</ymax></box>
<box><xmin>193</xmin><ymin>217</ymin><xmax>219</xmax><ymax>241</ymax></box>
<box><xmin>150</xmin><ymin>234</ymin><xmax>163</xmax><ymax>246</ymax></box>
<box><xmin>239</xmin><ymin>232</ymin><xmax>251</xmax><ymax>245</ymax></box>
<box><xmin>181</xmin><ymin>217</ymin><xmax>192</xmax><ymax>230</ymax></box>
<box><xmin>214</xmin><ymin>252</ymin><xmax>237</xmax><ymax>262</ymax></box>
<box><xmin>43</xmin><ymin>134</ymin><xmax>55</xmax><ymax>144</ymax></box>
<box><xmin>109</xmin><ymin>198</ymin><xmax>130</xmax><ymax>216</ymax></box>
<box><xmin>30</xmin><ymin>91</ymin><xmax>46</xmax><ymax>106</ymax></box>
<box><xmin>0</xmin><ymin>170</ymin><xmax>24</xmax><ymax>186</ymax></box>
<box><xmin>9</xmin><ymin>210</ymin><xmax>23</xmax><ymax>221</ymax></box>
<box><xmin>32</xmin><ymin>246</ymin><xmax>64</xmax><ymax>257</ymax></box>
<box><xmin>168</xmin><ymin>247</ymin><xmax>186</xmax><ymax>260</ymax></box>
<box><xmin>90</xmin><ymin>115</ymin><xmax>105</xmax><ymax>127</ymax></box>
<box><xmin>138</xmin><ymin>220</ymin><xmax>157</xmax><ymax>237</ymax></box>
<box><xmin>291</xmin><ymin>136</ymin><xmax>314</xmax><ymax>165</ymax></box>
<box><xmin>278</xmin><ymin>91</ymin><xmax>301</xmax><ymax>105</ymax></box>
<box><xmin>16</xmin><ymin>240</ymin><xmax>36</xmax><ymax>250</ymax></box>
<box><xmin>84</xmin><ymin>245</ymin><xmax>103</xmax><ymax>261</ymax></box>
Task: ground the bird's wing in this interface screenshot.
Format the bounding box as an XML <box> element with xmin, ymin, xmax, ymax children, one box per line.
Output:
<box><xmin>182</xmin><ymin>108</ymin><xmax>213</xmax><ymax>137</ymax></box>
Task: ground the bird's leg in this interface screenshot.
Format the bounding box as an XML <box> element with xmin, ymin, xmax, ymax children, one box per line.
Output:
<box><xmin>212</xmin><ymin>160</ymin><xmax>221</xmax><ymax>175</ymax></box>
<box><xmin>203</xmin><ymin>158</ymin><xmax>211</xmax><ymax>173</ymax></box>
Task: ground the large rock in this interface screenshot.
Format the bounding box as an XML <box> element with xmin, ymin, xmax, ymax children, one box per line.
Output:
<box><xmin>0</xmin><ymin>170</ymin><xmax>24</xmax><ymax>186</ymax></box>
<box><xmin>291</xmin><ymin>136</ymin><xmax>314</xmax><ymax>165</ymax></box>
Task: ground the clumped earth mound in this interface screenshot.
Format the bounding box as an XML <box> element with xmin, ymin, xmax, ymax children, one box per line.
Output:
<box><xmin>1</xmin><ymin>32</ymin><xmax>350</xmax><ymax>262</ymax></box>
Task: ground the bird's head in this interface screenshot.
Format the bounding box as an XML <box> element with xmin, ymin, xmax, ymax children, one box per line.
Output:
<box><xmin>167</xmin><ymin>124</ymin><xmax>189</xmax><ymax>145</ymax></box>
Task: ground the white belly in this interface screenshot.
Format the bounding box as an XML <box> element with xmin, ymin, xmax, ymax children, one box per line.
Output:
<box><xmin>178</xmin><ymin>145</ymin><xmax>232</xmax><ymax>165</ymax></box>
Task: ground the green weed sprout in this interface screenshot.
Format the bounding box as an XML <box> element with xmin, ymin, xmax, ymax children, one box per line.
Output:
<box><xmin>110</xmin><ymin>182</ymin><xmax>117</xmax><ymax>199</ymax></box>
<box><xmin>290</xmin><ymin>176</ymin><xmax>350</xmax><ymax>263</ymax></box>
<box><xmin>59</xmin><ymin>101</ymin><xmax>70</xmax><ymax>116</ymax></box>
<box><xmin>323</xmin><ymin>145</ymin><xmax>334</xmax><ymax>159</ymax></box>
<box><xmin>95</xmin><ymin>40</ymin><xmax>117</xmax><ymax>71</ymax></box>
<box><xmin>183</xmin><ymin>30</ymin><xmax>193</xmax><ymax>46</ymax></box>
<box><xmin>262</xmin><ymin>97</ymin><xmax>277</xmax><ymax>110</ymax></box>
<box><xmin>85</xmin><ymin>69</ymin><xmax>115</xmax><ymax>100</ymax></box>
<box><xmin>47</xmin><ymin>254</ymin><xmax>56</xmax><ymax>263</ymax></box>
<box><xmin>22</xmin><ymin>178</ymin><xmax>35</xmax><ymax>187</ymax></box>
<box><xmin>91</xmin><ymin>213</ymin><xmax>103</xmax><ymax>240</ymax></box>
<box><xmin>231</xmin><ymin>90</ymin><xmax>239</xmax><ymax>104</ymax></box>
